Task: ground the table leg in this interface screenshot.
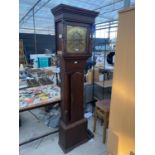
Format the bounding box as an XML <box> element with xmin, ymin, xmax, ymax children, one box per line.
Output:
<box><xmin>103</xmin><ymin>112</ymin><xmax>108</xmax><ymax>143</ymax></box>
<box><xmin>93</xmin><ymin>107</ymin><xmax>97</xmax><ymax>132</ymax></box>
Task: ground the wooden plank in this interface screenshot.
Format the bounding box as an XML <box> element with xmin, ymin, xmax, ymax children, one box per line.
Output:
<box><xmin>19</xmin><ymin>99</ymin><xmax>60</xmax><ymax>112</ymax></box>
<box><xmin>107</xmin><ymin>8</ymin><xmax>135</xmax><ymax>155</ymax></box>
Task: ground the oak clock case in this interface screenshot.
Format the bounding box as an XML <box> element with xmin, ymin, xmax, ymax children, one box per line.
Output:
<box><xmin>51</xmin><ymin>4</ymin><xmax>98</xmax><ymax>153</ymax></box>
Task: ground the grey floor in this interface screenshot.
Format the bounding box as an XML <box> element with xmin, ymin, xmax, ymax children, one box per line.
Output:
<box><xmin>19</xmin><ymin>109</ymin><xmax>107</xmax><ymax>155</ymax></box>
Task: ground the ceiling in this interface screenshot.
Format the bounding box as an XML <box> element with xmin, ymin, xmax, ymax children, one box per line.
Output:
<box><xmin>19</xmin><ymin>0</ymin><xmax>135</xmax><ymax>35</ymax></box>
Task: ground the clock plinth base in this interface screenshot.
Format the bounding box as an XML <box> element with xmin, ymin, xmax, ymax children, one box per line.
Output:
<box><xmin>59</xmin><ymin>118</ymin><xmax>88</xmax><ymax>153</ymax></box>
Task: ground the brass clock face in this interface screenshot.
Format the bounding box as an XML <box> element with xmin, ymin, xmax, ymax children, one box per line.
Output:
<box><xmin>66</xmin><ymin>25</ymin><xmax>87</xmax><ymax>53</ymax></box>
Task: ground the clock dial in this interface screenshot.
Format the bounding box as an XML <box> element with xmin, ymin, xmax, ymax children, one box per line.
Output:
<box><xmin>67</xmin><ymin>25</ymin><xmax>87</xmax><ymax>53</ymax></box>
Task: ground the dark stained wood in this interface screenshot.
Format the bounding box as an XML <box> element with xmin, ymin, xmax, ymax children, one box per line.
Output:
<box><xmin>70</xmin><ymin>72</ymin><xmax>84</xmax><ymax>122</ymax></box>
<box><xmin>52</xmin><ymin>4</ymin><xmax>98</xmax><ymax>24</ymax></box>
<box><xmin>52</xmin><ymin>4</ymin><xmax>98</xmax><ymax>153</ymax></box>
<box><xmin>59</xmin><ymin>119</ymin><xmax>87</xmax><ymax>153</ymax></box>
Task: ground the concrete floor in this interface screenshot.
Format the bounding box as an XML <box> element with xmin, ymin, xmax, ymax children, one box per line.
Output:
<box><xmin>19</xmin><ymin>109</ymin><xmax>107</xmax><ymax>155</ymax></box>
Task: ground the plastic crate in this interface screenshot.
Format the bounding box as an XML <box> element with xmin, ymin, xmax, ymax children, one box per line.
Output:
<box><xmin>38</xmin><ymin>57</ymin><xmax>49</xmax><ymax>68</ymax></box>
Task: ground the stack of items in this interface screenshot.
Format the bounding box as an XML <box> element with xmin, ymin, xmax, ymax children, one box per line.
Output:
<box><xmin>19</xmin><ymin>85</ymin><xmax>60</xmax><ymax>109</ymax></box>
<box><xmin>27</xmin><ymin>79</ymin><xmax>40</xmax><ymax>87</ymax></box>
<box><xmin>38</xmin><ymin>77</ymin><xmax>53</xmax><ymax>85</ymax></box>
<box><xmin>19</xmin><ymin>79</ymin><xmax>28</xmax><ymax>89</ymax></box>
<box><xmin>19</xmin><ymin>67</ymin><xmax>54</xmax><ymax>89</ymax></box>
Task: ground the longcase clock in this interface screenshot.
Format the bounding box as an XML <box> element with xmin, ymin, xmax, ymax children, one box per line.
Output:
<box><xmin>51</xmin><ymin>4</ymin><xmax>98</xmax><ymax>153</ymax></box>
